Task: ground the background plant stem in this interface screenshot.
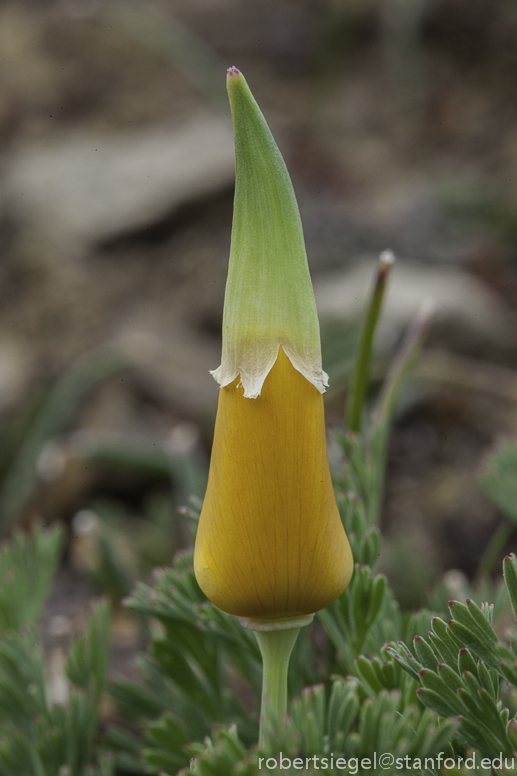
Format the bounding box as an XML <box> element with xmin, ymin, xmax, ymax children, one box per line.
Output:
<box><xmin>346</xmin><ymin>251</ymin><xmax>394</xmax><ymax>433</ymax></box>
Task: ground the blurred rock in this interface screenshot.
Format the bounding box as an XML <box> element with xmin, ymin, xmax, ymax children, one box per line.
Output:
<box><xmin>117</xmin><ymin>318</ymin><xmax>220</xmax><ymax>416</ymax></box>
<box><xmin>0</xmin><ymin>339</ymin><xmax>32</xmax><ymax>413</ymax></box>
<box><xmin>4</xmin><ymin>115</ymin><xmax>234</xmax><ymax>255</ymax></box>
<box><xmin>314</xmin><ymin>256</ymin><xmax>512</xmax><ymax>350</ymax></box>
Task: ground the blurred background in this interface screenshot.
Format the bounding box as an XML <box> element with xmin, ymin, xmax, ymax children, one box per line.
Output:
<box><xmin>2</xmin><ymin>0</ymin><xmax>517</xmax><ymax>675</ymax></box>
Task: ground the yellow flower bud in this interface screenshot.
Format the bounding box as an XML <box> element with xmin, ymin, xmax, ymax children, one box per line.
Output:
<box><xmin>193</xmin><ymin>68</ymin><xmax>353</xmax><ymax>621</ymax></box>
<box><xmin>195</xmin><ymin>346</ymin><xmax>353</xmax><ymax>619</ymax></box>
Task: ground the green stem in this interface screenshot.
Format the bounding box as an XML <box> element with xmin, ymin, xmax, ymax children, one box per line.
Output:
<box><xmin>253</xmin><ymin>627</ymin><xmax>301</xmax><ymax>747</ymax></box>
<box><xmin>346</xmin><ymin>251</ymin><xmax>394</xmax><ymax>433</ymax></box>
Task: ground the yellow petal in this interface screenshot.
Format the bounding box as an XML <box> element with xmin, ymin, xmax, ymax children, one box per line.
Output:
<box><xmin>194</xmin><ymin>347</ymin><xmax>353</xmax><ymax>619</ymax></box>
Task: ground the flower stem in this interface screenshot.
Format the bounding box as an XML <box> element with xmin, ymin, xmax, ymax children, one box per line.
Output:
<box><xmin>240</xmin><ymin>615</ymin><xmax>313</xmax><ymax>746</ymax></box>
<box><xmin>253</xmin><ymin>627</ymin><xmax>301</xmax><ymax>747</ymax></box>
<box><xmin>346</xmin><ymin>251</ymin><xmax>394</xmax><ymax>433</ymax></box>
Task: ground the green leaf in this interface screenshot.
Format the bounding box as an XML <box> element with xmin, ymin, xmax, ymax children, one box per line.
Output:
<box><xmin>477</xmin><ymin>660</ymin><xmax>497</xmax><ymax>698</ymax></box>
<box><xmin>355</xmin><ymin>656</ymin><xmax>384</xmax><ymax>694</ymax></box>
<box><xmin>385</xmin><ymin>645</ymin><xmax>421</xmax><ymax>681</ymax></box>
<box><xmin>413</xmin><ymin>635</ymin><xmax>440</xmax><ymax>672</ymax></box>
<box><xmin>447</xmin><ymin>620</ymin><xmax>500</xmax><ymax>670</ymax></box>
<box><xmin>458</xmin><ymin>647</ymin><xmax>478</xmax><ymax>675</ymax></box>
<box><xmin>419</xmin><ymin>669</ymin><xmax>464</xmax><ymax>715</ymax></box>
<box><xmin>326</xmin><ymin>679</ymin><xmax>359</xmax><ymax>750</ymax></box>
<box><xmin>436</xmin><ymin>663</ymin><xmax>464</xmax><ymax>693</ymax></box>
<box><xmin>416</xmin><ymin>687</ymin><xmax>459</xmax><ymax>718</ymax></box>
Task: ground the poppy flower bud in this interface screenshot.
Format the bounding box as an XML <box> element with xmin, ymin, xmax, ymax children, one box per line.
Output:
<box><xmin>194</xmin><ymin>68</ymin><xmax>353</xmax><ymax>622</ymax></box>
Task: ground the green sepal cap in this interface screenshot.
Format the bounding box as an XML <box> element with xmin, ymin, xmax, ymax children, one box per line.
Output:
<box><xmin>211</xmin><ymin>67</ymin><xmax>327</xmax><ymax>399</ymax></box>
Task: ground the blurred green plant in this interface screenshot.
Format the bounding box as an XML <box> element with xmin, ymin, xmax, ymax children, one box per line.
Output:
<box><xmin>3</xmin><ymin>50</ymin><xmax>517</xmax><ymax>766</ymax></box>
<box><xmin>0</xmin><ymin>526</ymin><xmax>62</xmax><ymax>631</ymax></box>
<box><xmin>4</xmin><ymin>517</ymin><xmax>517</xmax><ymax>775</ymax></box>
<box><xmin>102</xmin><ymin>256</ymin><xmax>517</xmax><ymax>775</ymax></box>
<box><xmin>0</xmin><ymin>348</ymin><xmax>129</xmax><ymax>534</ymax></box>
<box><xmin>478</xmin><ymin>437</ymin><xmax>517</xmax><ymax>574</ymax></box>
<box><xmin>2</xmin><ymin>257</ymin><xmax>517</xmax><ymax>775</ymax></box>
<box><xmin>480</xmin><ymin>439</ymin><xmax>517</xmax><ymax>525</ymax></box>
<box><xmin>0</xmin><ymin>526</ymin><xmax>113</xmax><ymax>776</ymax></box>
<box><xmin>0</xmin><ymin>344</ymin><xmax>208</xmax><ymax>611</ymax></box>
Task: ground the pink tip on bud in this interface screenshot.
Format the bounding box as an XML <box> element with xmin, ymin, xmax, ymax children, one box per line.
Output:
<box><xmin>227</xmin><ymin>66</ymin><xmax>240</xmax><ymax>78</ymax></box>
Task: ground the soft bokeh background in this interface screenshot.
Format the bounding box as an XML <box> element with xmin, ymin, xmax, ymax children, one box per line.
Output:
<box><xmin>2</xmin><ymin>0</ymin><xmax>517</xmax><ymax>672</ymax></box>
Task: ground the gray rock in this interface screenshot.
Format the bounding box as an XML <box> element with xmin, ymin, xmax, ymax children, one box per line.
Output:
<box><xmin>313</xmin><ymin>255</ymin><xmax>510</xmax><ymax>349</ymax></box>
<box><xmin>4</xmin><ymin>115</ymin><xmax>234</xmax><ymax>252</ymax></box>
